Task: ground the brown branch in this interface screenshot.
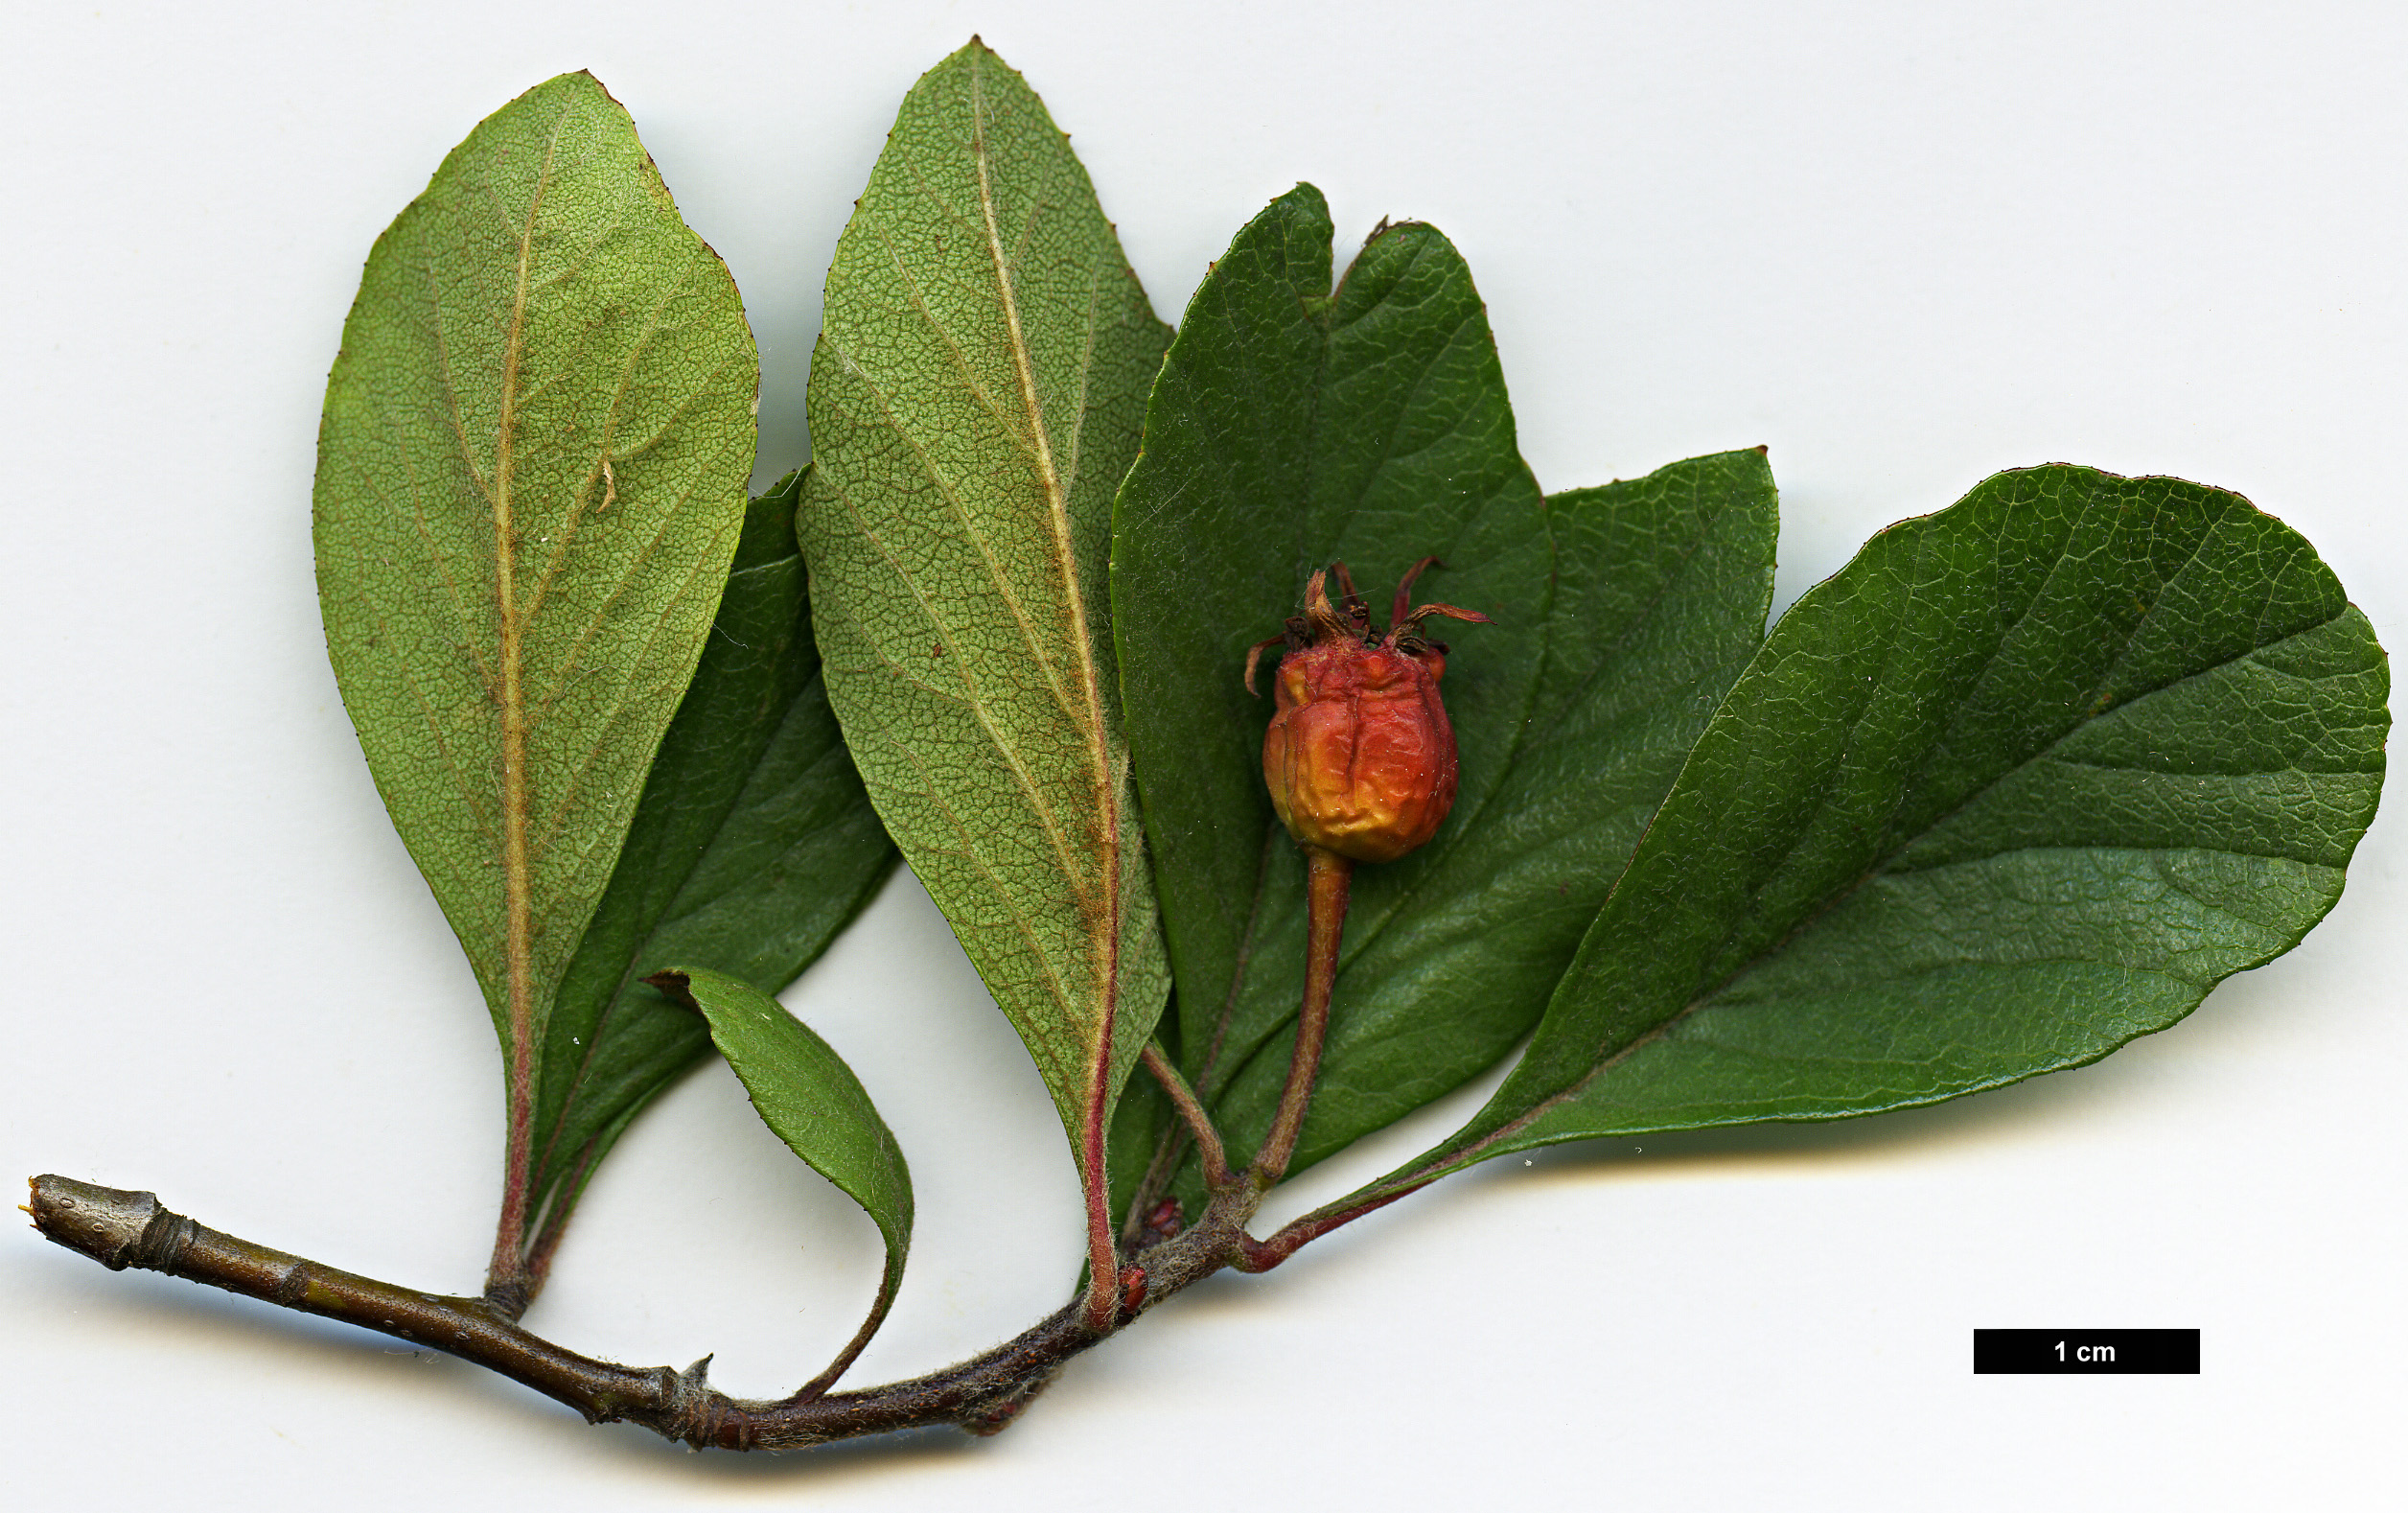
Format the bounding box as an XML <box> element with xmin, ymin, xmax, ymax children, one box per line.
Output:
<box><xmin>27</xmin><ymin>851</ymin><xmax>1403</xmax><ymax>1449</ymax></box>
<box><xmin>25</xmin><ymin>1173</ymin><xmax>1277</xmax><ymax>1452</ymax></box>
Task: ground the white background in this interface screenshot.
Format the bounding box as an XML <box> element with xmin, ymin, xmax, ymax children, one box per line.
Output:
<box><xmin>4</xmin><ymin>1</ymin><xmax>2401</xmax><ymax>1507</ymax></box>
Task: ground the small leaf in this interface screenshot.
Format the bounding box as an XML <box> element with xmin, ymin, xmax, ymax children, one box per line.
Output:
<box><xmin>521</xmin><ymin>472</ymin><xmax>899</xmax><ymax>1260</ymax></box>
<box><xmin>653</xmin><ymin>967</ymin><xmax>911</xmax><ymax>1393</ymax></box>
<box><xmin>796</xmin><ymin>42</ymin><xmax>1172</xmax><ymax>1202</ymax></box>
<box><xmin>313</xmin><ymin>74</ymin><xmax>757</xmax><ymax>1075</ymax></box>
<box><xmin>1110</xmin><ymin>186</ymin><xmax>1776</xmax><ymax>1219</ymax></box>
<box><xmin>1355</xmin><ymin>466</ymin><xmax>2389</xmax><ymax>1201</ymax></box>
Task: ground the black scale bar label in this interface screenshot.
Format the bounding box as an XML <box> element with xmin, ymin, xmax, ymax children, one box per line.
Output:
<box><xmin>1974</xmin><ymin>1329</ymin><xmax>2199</xmax><ymax>1373</ymax></box>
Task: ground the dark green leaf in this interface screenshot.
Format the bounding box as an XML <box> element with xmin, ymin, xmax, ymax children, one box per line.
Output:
<box><xmin>1110</xmin><ymin>186</ymin><xmax>1776</xmax><ymax>1220</ymax></box>
<box><xmin>1354</xmin><ymin>465</ymin><xmax>2389</xmax><ymax>1202</ymax></box>
<box><xmin>797</xmin><ymin>41</ymin><xmax>1172</xmax><ymax>1193</ymax></box>
<box><xmin>521</xmin><ymin>472</ymin><xmax>898</xmax><ymax>1258</ymax></box>
<box><xmin>656</xmin><ymin>967</ymin><xmax>911</xmax><ymax>1391</ymax></box>
<box><xmin>313</xmin><ymin>72</ymin><xmax>757</xmax><ymax>1067</ymax></box>
<box><xmin>1109</xmin><ymin>186</ymin><xmax>1551</xmax><ymax>1182</ymax></box>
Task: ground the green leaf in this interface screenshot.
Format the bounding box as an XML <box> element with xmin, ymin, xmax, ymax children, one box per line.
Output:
<box><xmin>1109</xmin><ymin>185</ymin><xmax>1777</xmax><ymax>1219</ymax></box>
<box><xmin>1356</xmin><ymin>465</ymin><xmax>2389</xmax><ymax>1201</ymax></box>
<box><xmin>521</xmin><ymin>472</ymin><xmax>899</xmax><ymax>1260</ymax></box>
<box><xmin>796</xmin><ymin>41</ymin><xmax>1172</xmax><ymax>1197</ymax></box>
<box><xmin>313</xmin><ymin>73</ymin><xmax>758</xmax><ymax>1076</ymax></box>
<box><xmin>1109</xmin><ymin>187</ymin><xmax>1550</xmax><ymax>1181</ymax></box>
<box><xmin>653</xmin><ymin>967</ymin><xmax>911</xmax><ymax>1393</ymax></box>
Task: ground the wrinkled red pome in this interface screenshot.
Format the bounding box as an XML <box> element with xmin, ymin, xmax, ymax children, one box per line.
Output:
<box><xmin>1250</xmin><ymin>560</ymin><xmax>1491</xmax><ymax>865</ymax></box>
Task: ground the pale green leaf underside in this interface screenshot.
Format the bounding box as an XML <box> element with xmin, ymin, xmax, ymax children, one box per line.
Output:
<box><xmin>797</xmin><ymin>42</ymin><xmax>1171</xmax><ymax>1169</ymax></box>
<box><xmin>1367</xmin><ymin>466</ymin><xmax>2387</xmax><ymax>1197</ymax></box>
<box><xmin>313</xmin><ymin>72</ymin><xmax>758</xmax><ymax>1048</ymax></box>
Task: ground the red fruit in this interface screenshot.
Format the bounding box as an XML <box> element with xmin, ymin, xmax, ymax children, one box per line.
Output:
<box><xmin>1249</xmin><ymin>560</ymin><xmax>1491</xmax><ymax>865</ymax></box>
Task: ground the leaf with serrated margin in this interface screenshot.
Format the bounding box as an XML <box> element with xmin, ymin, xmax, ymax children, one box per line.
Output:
<box><xmin>1111</xmin><ymin>186</ymin><xmax>1780</xmax><ymax>1223</ymax></box>
<box><xmin>796</xmin><ymin>42</ymin><xmax>1171</xmax><ymax>1204</ymax></box>
<box><xmin>313</xmin><ymin>74</ymin><xmax>757</xmax><ymax>1095</ymax></box>
<box><xmin>518</xmin><ymin>472</ymin><xmax>898</xmax><ymax>1267</ymax></box>
<box><xmin>656</xmin><ymin>967</ymin><xmax>911</xmax><ymax>1394</ymax></box>
<box><xmin>1340</xmin><ymin>466</ymin><xmax>2388</xmax><ymax>1210</ymax></box>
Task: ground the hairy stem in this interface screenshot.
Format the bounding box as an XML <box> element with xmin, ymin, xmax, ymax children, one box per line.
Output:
<box><xmin>1251</xmin><ymin>845</ymin><xmax>1352</xmax><ymax>1188</ymax></box>
<box><xmin>484</xmin><ymin>1055</ymin><xmax>536</xmax><ymax>1315</ymax></box>
<box><xmin>1141</xmin><ymin>1041</ymin><xmax>1234</xmax><ymax>1191</ymax></box>
<box><xmin>1235</xmin><ymin>1181</ymin><xmax>1431</xmax><ymax>1272</ymax></box>
<box><xmin>515</xmin><ymin>1143</ymin><xmax>596</xmax><ymax>1305</ymax></box>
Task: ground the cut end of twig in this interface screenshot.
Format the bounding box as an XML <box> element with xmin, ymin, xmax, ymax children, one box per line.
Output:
<box><xmin>25</xmin><ymin>1175</ymin><xmax>164</xmax><ymax>1271</ymax></box>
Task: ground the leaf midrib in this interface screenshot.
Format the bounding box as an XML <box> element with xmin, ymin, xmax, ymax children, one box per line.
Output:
<box><xmin>965</xmin><ymin>51</ymin><xmax>1124</xmax><ymax>1137</ymax></box>
<box><xmin>853</xmin><ymin>220</ymin><xmax>1085</xmax><ymax>728</ymax></box>
<box><xmin>490</xmin><ymin>110</ymin><xmax>567</xmax><ymax>1067</ymax></box>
